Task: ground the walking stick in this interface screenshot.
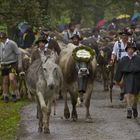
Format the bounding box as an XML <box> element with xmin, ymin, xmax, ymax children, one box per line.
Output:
<box><xmin>109</xmin><ymin>63</ymin><xmax>115</xmax><ymax>103</ymax></box>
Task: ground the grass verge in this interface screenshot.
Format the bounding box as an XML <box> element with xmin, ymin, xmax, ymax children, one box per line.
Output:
<box><xmin>0</xmin><ymin>98</ymin><xmax>28</xmax><ymax>140</ymax></box>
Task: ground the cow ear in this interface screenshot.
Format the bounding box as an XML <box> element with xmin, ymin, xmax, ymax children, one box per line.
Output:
<box><xmin>53</xmin><ymin>67</ymin><xmax>58</xmax><ymax>79</ymax></box>
<box><xmin>41</xmin><ymin>54</ymin><xmax>46</xmax><ymax>63</ymax></box>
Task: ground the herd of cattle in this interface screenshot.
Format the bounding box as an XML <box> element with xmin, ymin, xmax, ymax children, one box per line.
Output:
<box><xmin>16</xmin><ymin>28</ymin><xmax>119</xmax><ymax>133</ymax></box>
<box><xmin>17</xmin><ymin>28</ymin><xmax>140</xmax><ymax>134</ymax></box>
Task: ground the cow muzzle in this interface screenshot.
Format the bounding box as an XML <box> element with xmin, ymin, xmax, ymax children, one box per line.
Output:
<box><xmin>78</xmin><ymin>68</ymin><xmax>89</xmax><ymax>77</ymax></box>
<box><xmin>48</xmin><ymin>84</ymin><xmax>54</xmax><ymax>90</ymax></box>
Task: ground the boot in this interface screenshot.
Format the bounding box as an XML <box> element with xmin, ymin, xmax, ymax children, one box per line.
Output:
<box><xmin>12</xmin><ymin>94</ymin><xmax>17</xmax><ymax>102</ymax></box>
<box><xmin>120</xmin><ymin>92</ymin><xmax>125</xmax><ymax>101</ymax></box>
<box><xmin>132</xmin><ymin>108</ymin><xmax>138</xmax><ymax>118</ymax></box>
<box><xmin>127</xmin><ymin>109</ymin><xmax>132</xmax><ymax>119</ymax></box>
<box><xmin>4</xmin><ymin>96</ymin><xmax>9</xmax><ymax>103</ymax></box>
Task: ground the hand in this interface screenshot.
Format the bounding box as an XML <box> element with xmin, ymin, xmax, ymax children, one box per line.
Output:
<box><xmin>109</xmin><ymin>59</ymin><xmax>114</xmax><ymax>65</ymax></box>
<box><xmin>115</xmin><ymin>82</ymin><xmax>123</xmax><ymax>88</ymax></box>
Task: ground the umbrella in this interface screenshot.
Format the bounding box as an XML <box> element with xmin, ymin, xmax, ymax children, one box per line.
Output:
<box><xmin>96</xmin><ymin>19</ymin><xmax>106</xmax><ymax>28</ymax></box>
<box><xmin>116</xmin><ymin>14</ymin><xmax>130</xmax><ymax>19</ymax></box>
<box><xmin>18</xmin><ymin>22</ymin><xmax>29</xmax><ymax>33</ymax></box>
<box><xmin>131</xmin><ymin>13</ymin><xmax>140</xmax><ymax>21</ymax></box>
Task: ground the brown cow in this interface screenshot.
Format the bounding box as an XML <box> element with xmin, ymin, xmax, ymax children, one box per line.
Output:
<box><xmin>59</xmin><ymin>43</ymin><xmax>97</xmax><ymax>122</ymax></box>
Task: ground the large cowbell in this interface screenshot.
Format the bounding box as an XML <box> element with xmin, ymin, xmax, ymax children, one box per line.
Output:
<box><xmin>76</xmin><ymin>62</ymin><xmax>89</xmax><ymax>93</ymax></box>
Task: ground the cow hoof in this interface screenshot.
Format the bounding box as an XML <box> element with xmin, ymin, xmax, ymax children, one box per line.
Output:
<box><xmin>72</xmin><ymin>111</ymin><xmax>78</xmax><ymax>121</ymax></box>
<box><xmin>104</xmin><ymin>89</ymin><xmax>109</xmax><ymax>91</ymax></box>
<box><xmin>38</xmin><ymin>127</ymin><xmax>43</xmax><ymax>133</ymax></box>
<box><xmin>64</xmin><ymin>109</ymin><xmax>70</xmax><ymax>119</ymax></box>
<box><xmin>85</xmin><ymin>117</ymin><xmax>93</xmax><ymax>123</ymax></box>
<box><xmin>44</xmin><ymin>128</ymin><xmax>50</xmax><ymax>134</ymax></box>
<box><xmin>72</xmin><ymin>117</ymin><xmax>77</xmax><ymax>122</ymax></box>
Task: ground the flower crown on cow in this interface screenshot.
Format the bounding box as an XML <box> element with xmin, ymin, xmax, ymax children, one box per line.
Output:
<box><xmin>72</xmin><ymin>45</ymin><xmax>96</xmax><ymax>62</ymax></box>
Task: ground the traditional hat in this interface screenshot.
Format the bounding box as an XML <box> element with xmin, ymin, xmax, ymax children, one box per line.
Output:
<box><xmin>125</xmin><ymin>42</ymin><xmax>137</xmax><ymax>52</ymax></box>
<box><xmin>35</xmin><ymin>36</ymin><xmax>47</xmax><ymax>44</ymax></box>
<box><xmin>42</xmin><ymin>27</ymin><xmax>50</xmax><ymax>32</ymax></box>
<box><xmin>130</xmin><ymin>23</ymin><xmax>136</xmax><ymax>29</ymax></box>
<box><xmin>0</xmin><ymin>32</ymin><xmax>7</xmax><ymax>38</ymax></box>
<box><xmin>71</xmin><ymin>34</ymin><xmax>82</xmax><ymax>40</ymax></box>
<box><xmin>119</xmin><ymin>28</ymin><xmax>132</xmax><ymax>36</ymax></box>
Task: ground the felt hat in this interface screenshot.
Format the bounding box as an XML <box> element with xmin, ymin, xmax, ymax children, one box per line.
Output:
<box><xmin>125</xmin><ymin>42</ymin><xmax>137</xmax><ymax>52</ymax></box>
<box><xmin>35</xmin><ymin>36</ymin><xmax>47</xmax><ymax>44</ymax></box>
<box><xmin>71</xmin><ymin>34</ymin><xmax>82</xmax><ymax>40</ymax></box>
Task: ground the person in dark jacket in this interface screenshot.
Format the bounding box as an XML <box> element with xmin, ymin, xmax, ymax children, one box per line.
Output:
<box><xmin>41</xmin><ymin>28</ymin><xmax>61</xmax><ymax>55</ymax></box>
<box><xmin>23</xmin><ymin>27</ymin><xmax>35</xmax><ymax>49</ymax></box>
<box><xmin>115</xmin><ymin>42</ymin><xmax>140</xmax><ymax>119</ymax></box>
<box><xmin>31</xmin><ymin>37</ymin><xmax>47</xmax><ymax>63</ymax></box>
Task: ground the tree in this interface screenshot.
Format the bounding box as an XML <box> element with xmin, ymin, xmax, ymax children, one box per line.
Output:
<box><xmin>0</xmin><ymin>0</ymin><xmax>41</xmax><ymax>36</ymax></box>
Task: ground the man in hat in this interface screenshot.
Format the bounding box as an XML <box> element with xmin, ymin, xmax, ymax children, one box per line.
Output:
<box><xmin>63</xmin><ymin>22</ymin><xmax>81</xmax><ymax>44</ymax></box>
<box><xmin>31</xmin><ymin>36</ymin><xmax>47</xmax><ymax>63</ymax></box>
<box><xmin>111</xmin><ymin>28</ymin><xmax>132</xmax><ymax>63</ymax></box>
<box><xmin>0</xmin><ymin>32</ymin><xmax>22</xmax><ymax>103</ymax></box>
<box><xmin>115</xmin><ymin>42</ymin><xmax>140</xmax><ymax>119</ymax></box>
<box><xmin>111</xmin><ymin>28</ymin><xmax>132</xmax><ymax>100</ymax></box>
<box><xmin>71</xmin><ymin>34</ymin><xmax>82</xmax><ymax>47</ymax></box>
<box><xmin>40</xmin><ymin>28</ymin><xmax>61</xmax><ymax>55</ymax></box>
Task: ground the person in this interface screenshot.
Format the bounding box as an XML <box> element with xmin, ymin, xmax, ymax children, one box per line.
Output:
<box><xmin>111</xmin><ymin>28</ymin><xmax>132</xmax><ymax>100</ymax></box>
<box><xmin>115</xmin><ymin>42</ymin><xmax>140</xmax><ymax>119</ymax></box>
<box><xmin>63</xmin><ymin>23</ymin><xmax>81</xmax><ymax>44</ymax></box>
<box><xmin>0</xmin><ymin>32</ymin><xmax>22</xmax><ymax>103</ymax></box>
<box><xmin>22</xmin><ymin>27</ymin><xmax>35</xmax><ymax>49</ymax></box>
<box><xmin>108</xmin><ymin>18</ymin><xmax>118</xmax><ymax>31</ymax></box>
<box><xmin>130</xmin><ymin>23</ymin><xmax>136</xmax><ymax>41</ymax></box>
<box><xmin>71</xmin><ymin>34</ymin><xmax>82</xmax><ymax>47</ymax></box>
<box><xmin>41</xmin><ymin>28</ymin><xmax>61</xmax><ymax>55</ymax></box>
<box><xmin>111</xmin><ymin>28</ymin><xmax>132</xmax><ymax>63</ymax></box>
<box><xmin>92</xmin><ymin>28</ymin><xmax>101</xmax><ymax>43</ymax></box>
<box><xmin>31</xmin><ymin>36</ymin><xmax>48</xmax><ymax>63</ymax></box>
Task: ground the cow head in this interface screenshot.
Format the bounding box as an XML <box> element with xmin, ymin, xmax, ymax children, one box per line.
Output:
<box><xmin>72</xmin><ymin>46</ymin><xmax>95</xmax><ymax>93</ymax></box>
<box><xmin>41</xmin><ymin>49</ymin><xmax>60</xmax><ymax>91</ymax></box>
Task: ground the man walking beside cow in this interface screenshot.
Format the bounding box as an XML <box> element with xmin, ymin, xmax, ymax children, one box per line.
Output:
<box><xmin>111</xmin><ymin>28</ymin><xmax>132</xmax><ymax>100</ymax></box>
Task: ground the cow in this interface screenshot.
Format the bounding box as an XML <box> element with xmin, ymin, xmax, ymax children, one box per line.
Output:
<box><xmin>58</xmin><ymin>43</ymin><xmax>97</xmax><ymax>122</ymax></box>
<box><xmin>97</xmin><ymin>46</ymin><xmax>112</xmax><ymax>91</ymax></box>
<box><xmin>18</xmin><ymin>48</ymin><xmax>32</xmax><ymax>99</ymax></box>
<box><xmin>25</xmin><ymin>49</ymin><xmax>63</xmax><ymax>133</ymax></box>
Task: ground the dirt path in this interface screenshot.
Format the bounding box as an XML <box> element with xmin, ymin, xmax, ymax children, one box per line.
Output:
<box><xmin>17</xmin><ymin>82</ymin><xmax>140</xmax><ymax>140</ymax></box>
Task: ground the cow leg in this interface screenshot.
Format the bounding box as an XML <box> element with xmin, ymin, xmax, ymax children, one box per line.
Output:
<box><xmin>36</xmin><ymin>96</ymin><xmax>43</xmax><ymax>132</ymax></box>
<box><xmin>85</xmin><ymin>84</ymin><xmax>93</xmax><ymax>123</ymax></box>
<box><xmin>43</xmin><ymin>99</ymin><xmax>52</xmax><ymax>134</ymax></box>
<box><xmin>70</xmin><ymin>92</ymin><xmax>78</xmax><ymax>121</ymax></box>
<box><xmin>64</xmin><ymin>91</ymin><xmax>70</xmax><ymax>119</ymax></box>
<box><xmin>37</xmin><ymin>91</ymin><xmax>50</xmax><ymax>134</ymax></box>
<box><xmin>105</xmin><ymin>71</ymin><xmax>109</xmax><ymax>91</ymax></box>
<box><xmin>102</xmin><ymin>68</ymin><xmax>109</xmax><ymax>91</ymax></box>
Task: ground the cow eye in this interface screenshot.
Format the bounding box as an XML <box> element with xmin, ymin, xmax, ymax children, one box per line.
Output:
<box><xmin>53</xmin><ymin>68</ymin><xmax>58</xmax><ymax>78</ymax></box>
<box><xmin>43</xmin><ymin>68</ymin><xmax>47</xmax><ymax>71</ymax></box>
